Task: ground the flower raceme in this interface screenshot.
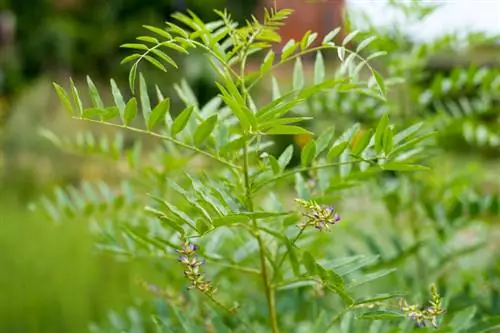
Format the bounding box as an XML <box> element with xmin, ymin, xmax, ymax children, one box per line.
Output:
<box><xmin>176</xmin><ymin>242</ymin><xmax>216</xmax><ymax>294</ymax></box>
<box><xmin>295</xmin><ymin>198</ymin><xmax>341</xmax><ymax>232</ymax></box>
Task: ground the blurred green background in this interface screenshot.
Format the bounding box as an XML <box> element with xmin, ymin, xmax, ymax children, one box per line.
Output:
<box><xmin>1</xmin><ymin>0</ymin><xmax>500</xmax><ymax>332</ymax></box>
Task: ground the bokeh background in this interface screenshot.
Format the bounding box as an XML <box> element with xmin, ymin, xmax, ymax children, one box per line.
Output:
<box><xmin>1</xmin><ymin>0</ymin><xmax>500</xmax><ymax>332</ymax></box>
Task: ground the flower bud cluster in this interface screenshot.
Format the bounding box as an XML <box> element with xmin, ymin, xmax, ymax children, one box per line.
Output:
<box><xmin>295</xmin><ymin>198</ymin><xmax>341</xmax><ymax>232</ymax></box>
<box><xmin>401</xmin><ymin>284</ymin><xmax>445</xmax><ymax>328</ymax></box>
<box><xmin>176</xmin><ymin>242</ymin><xmax>216</xmax><ymax>294</ymax></box>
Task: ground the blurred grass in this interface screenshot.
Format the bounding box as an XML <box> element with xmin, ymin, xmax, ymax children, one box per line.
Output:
<box><xmin>0</xmin><ymin>191</ymin><xmax>136</xmax><ymax>332</ymax></box>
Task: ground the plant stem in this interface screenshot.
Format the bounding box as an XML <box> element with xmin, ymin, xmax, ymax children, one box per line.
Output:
<box><xmin>75</xmin><ymin>117</ymin><xmax>240</xmax><ymax>169</ymax></box>
<box><xmin>242</xmin><ymin>140</ymin><xmax>280</xmax><ymax>333</ymax></box>
<box><xmin>238</xmin><ymin>31</ymin><xmax>279</xmax><ymax>331</ymax></box>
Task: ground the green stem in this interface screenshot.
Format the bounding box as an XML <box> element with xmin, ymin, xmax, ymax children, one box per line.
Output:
<box><xmin>242</xmin><ymin>141</ymin><xmax>280</xmax><ymax>333</ymax></box>
<box><xmin>237</xmin><ymin>31</ymin><xmax>279</xmax><ymax>332</ymax></box>
<box><xmin>75</xmin><ymin>117</ymin><xmax>240</xmax><ymax>169</ymax></box>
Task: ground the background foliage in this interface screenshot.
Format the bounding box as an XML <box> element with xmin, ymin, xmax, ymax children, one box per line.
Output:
<box><xmin>1</xmin><ymin>0</ymin><xmax>500</xmax><ymax>332</ymax></box>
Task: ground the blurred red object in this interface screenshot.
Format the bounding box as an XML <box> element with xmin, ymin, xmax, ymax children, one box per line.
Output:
<box><xmin>257</xmin><ymin>0</ymin><xmax>345</xmax><ymax>47</ymax></box>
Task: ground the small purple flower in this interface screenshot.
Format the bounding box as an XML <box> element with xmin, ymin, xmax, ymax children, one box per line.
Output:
<box><xmin>178</xmin><ymin>255</ymin><xmax>190</xmax><ymax>264</ymax></box>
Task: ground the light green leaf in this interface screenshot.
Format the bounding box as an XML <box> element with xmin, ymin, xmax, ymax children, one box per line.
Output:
<box><xmin>271</xmin><ymin>76</ymin><xmax>281</xmax><ymax>99</ymax></box>
<box><xmin>147</xmin><ymin>98</ymin><xmax>170</xmax><ymax>130</ymax></box>
<box><xmin>123</xmin><ymin>98</ymin><xmax>137</xmax><ymax>126</ymax></box>
<box><xmin>342</xmin><ymin>30</ymin><xmax>359</xmax><ymax>46</ymax></box>
<box><xmin>194</xmin><ymin>115</ymin><xmax>217</xmax><ymax>146</ymax></box>
<box><xmin>371</xmin><ymin>68</ymin><xmax>387</xmax><ymax>96</ymax></box>
<box><xmin>322</xmin><ymin>27</ymin><xmax>341</xmax><ymax>44</ymax></box>
<box><xmin>86</xmin><ymin>76</ymin><xmax>104</xmax><ymax>109</ymax></box>
<box><xmin>315</xmin><ymin>126</ymin><xmax>336</xmax><ymax>156</ymax></box>
<box><xmin>261</xmin><ymin>50</ymin><xmax>275</xmax><ymax>74</ymax></box>
<box><xmin>278</xmin><ymin>145</ymin><xmax>294</xmax><ymax>169</ymax></box>
<box><xmin>269</xmin><ymin>155</ymin><xmax>281</xmax><ymax>175</ymax></box>
<box><xmin>265</xmin><ymin>125</ymin><xmax>312</xmax><ymax>136</ymax></box>
<box><xmin>314</xmin><ymin>51</ymin><xmax>325</xmax><ymax>85</ymax></box>
<box><xmin>383</xmin><ymin>127</ymin><xmax>393</xmax><ymax>155</ymax></box>
<box><xmin>293</xmin><ymin>57</ymin><xmax>305</xmax><ymax>90</ymax></box>
<box><xmin>52</xmin><ymin>83</ymin><xmax>73</xmax><ymax>115</ymax></box>
<box><xmin>295</xmin><ymin>173</ymin><xmax>310</xmax><ymax>199</ymax></box>
<box><xmin>139</xmin><ymin>73</ymin><xmax>151</xmax><ymax>125</ymax></box>
<box><xmin>144</xmin><ymin>55</ymin><xmax>168</xmax><ymax>72</ymax></box>
<box><xmin>142</xmin><ymin>24</ymin><xmax>172</xmax><ymax>39</ymax></box>
<box><xmin>352</xmin><ymin>129</ymin><xmax>373</xmax><ymax>156</ymax></box>
<box><xmin>356</xmin><ymin>36</ymin><xmax>377</xmax><ymax>52</ymax></box>
<box><xmin>337</xmin><ymin>47</ymin><xmax>345</xmax><ymax>62</ymax></box>
<box><xmin>110</xmin><ymin>79</ymin><xmax>126</xmax><ymax>120</ymax></box>
<box><xmin>171</xmin><ymin>106</ymin><xmax>194</xmax><ymax>136</ymax></box>
<box><xmin>281</xmin><ymin>39</ymin><xmax>298</xmax><ymax>61</ymax></box>
<box><xmin>374</xmin><ymin>113</ymin><xmax>389</xmax><ymax>153</ymax></box>
<box><xmin>301</xmin><ymin>140</ymin><xmax>316</xmax><ymax>167</ymax></box>
<box><xmin>70</xmin><ymin>78</ymin><xmax>83</xmax><ymax>116</ymax></box>
<box><xmin>393</xmin><ymin>122</ymin><xmax>424</xmax><ymax>145</ymax></box>
<box><xmin>327</xmin><ymin>141</ymin><xmax>349</xmax><ymax>161</ymax></box>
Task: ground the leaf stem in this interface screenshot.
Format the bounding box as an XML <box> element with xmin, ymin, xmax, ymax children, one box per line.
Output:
<box><xmin>74</xmin><ymin>117</ymin><xmax>240</xmax><ymax>169</ymax></box>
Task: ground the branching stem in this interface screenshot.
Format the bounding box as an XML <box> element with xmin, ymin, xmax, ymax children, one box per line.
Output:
<box><xmin>75</xmin><ymin>117</ymin><xmax>240</xmax><ymax>169</ymax></box>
